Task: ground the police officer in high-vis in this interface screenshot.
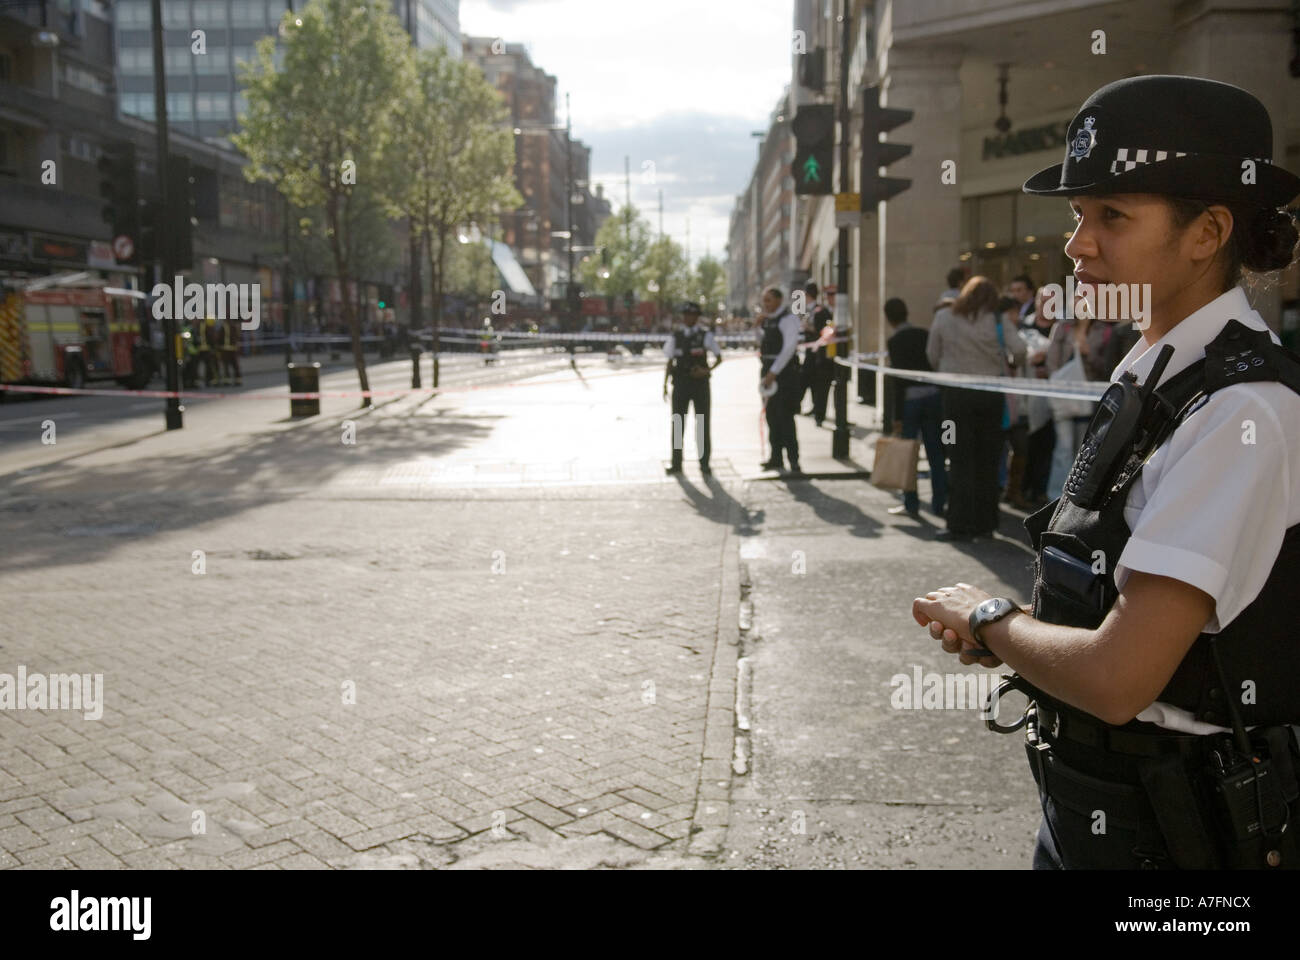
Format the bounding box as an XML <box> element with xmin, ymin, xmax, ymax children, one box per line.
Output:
<box><xmin>663</xmin><ymin>302</ymin><xmax>721</xmax><ymax>475</ymax></box>
<box><xmin>912</xmin><ymin>75</ymin><xmax>1300</xmax><ymax>870</ymax></box>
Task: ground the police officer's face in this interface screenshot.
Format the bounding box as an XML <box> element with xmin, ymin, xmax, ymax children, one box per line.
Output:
<box><xmin>761</xmin><ymin>292</ymin><xmax>781</xmax><ymax>315</ymax></box>
<box><xmin>1064</xmin><ymin>193</ymin><xmax>1212</xmax><ymax>326</ymax></box>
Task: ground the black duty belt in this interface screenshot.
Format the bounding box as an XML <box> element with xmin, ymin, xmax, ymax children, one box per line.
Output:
<box><xmin>1037</xmin><ymin>701</ymin><xmax>1205</xmax><ymax>760</ymax></box>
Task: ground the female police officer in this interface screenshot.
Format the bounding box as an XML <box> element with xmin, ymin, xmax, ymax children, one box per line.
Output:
<box><xmin>911</xmin><ymin>75</ymin><xmax>1300</xmax><ymax>870</ymax></box>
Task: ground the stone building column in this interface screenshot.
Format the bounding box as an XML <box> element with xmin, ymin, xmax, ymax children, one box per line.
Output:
<box><xmin>865</xmin><ymin>43</ymin><xmax>964</xmax><ymax>411</ymax></box>
<box><xmin>1167</xmin><ymin>0</ymin><xmax>1297</xmax><ymax>329</ymax></box>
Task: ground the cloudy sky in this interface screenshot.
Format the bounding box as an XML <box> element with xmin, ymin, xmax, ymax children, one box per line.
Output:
<box><xmin>460</xmin><ymin>0</ymin><xmax>793</xmax><ymax>265</ymax></box>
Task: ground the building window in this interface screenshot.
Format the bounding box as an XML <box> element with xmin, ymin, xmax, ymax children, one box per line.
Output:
<box><xmin>197</xmin><ymin>93</ymin><xmax>231</xmax><ymax>119</ymax></box>
<box><xmin>195</xmin><ymin>47</ymin><xmax>229</xmax><ymax>75</ymax></box>
<box><xmin>193</xmin><ymin>1</ymin><xmax>228</xmax><ymax>26</ymax></box>
<box><xmin>117</xmin><ymin>47</ymin><xmax>152</xmax><ymax>75</ymax></box>
<box><xmin>116</xmin><ymin>1</ymin><xmax>149</xmax><ymax>25</ymax></box>
<box><xmin>61</xmin><ymin>61</ymin><xmax>110</xmax><ymax>96</ymax></box>
<box><xmin>167</xmin><ymin>92</ymin><xmax>193</xmax><ymax>120</ymax></box>
<box><xmin>162</xmin><ymin>2</ymin><xmax>190</xmax><ymax>27</ymax></box>
<box><xmin>166</xmin><ymin>46</ymin><xmax>194</xmax><ymax>74</ymax></box>
<box><xmin>960</xmin><ymin>192</ymin><xmax>1074</xmax><ymax>289</ymax></box>
<box><xmin>61</xmin><ymin>136</ymin><xmax>96</xmax><ymax>162</ymax></box>
<box><xmin>230</xmin><ymin>1</ymin><xmax>265</xmax><ymax>27</ymax></box>
<box><xmin>121</xmin><ymin>92</ymin><xmax>154</xmax><ymax>120</ymax></box>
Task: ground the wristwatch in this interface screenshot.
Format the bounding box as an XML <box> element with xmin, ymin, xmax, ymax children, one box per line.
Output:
<box><xmin>967</xmin><ymin>597</ymin><xmax>1021</xmax><ymax>657</ymax></box>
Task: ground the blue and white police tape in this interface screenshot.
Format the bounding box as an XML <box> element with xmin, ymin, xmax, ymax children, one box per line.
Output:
<box><xmin>835</xmin><ymin>353</ymin><xmax>1107</xmax><ymax>402</ymax></box>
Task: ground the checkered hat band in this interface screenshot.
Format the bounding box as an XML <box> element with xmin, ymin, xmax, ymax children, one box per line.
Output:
<box><xmin>1109</xmin><ymin>148</ymin><xmax>1188</xmax><ymax>175</ymax></box>
<box><xmin>1107</xmin><ymin>149</ymin><xmax>1273</xmax><ymax>176</ymax></box>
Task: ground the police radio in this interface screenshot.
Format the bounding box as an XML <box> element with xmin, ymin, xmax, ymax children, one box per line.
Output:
<box><xmin>1064</xmin><ymin>344</ymin><xmax>1175</xmax><ymax>509</ymax></box>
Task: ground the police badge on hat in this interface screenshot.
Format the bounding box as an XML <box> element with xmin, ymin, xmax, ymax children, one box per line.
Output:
<box><xmin>1069</xmin><ymin>117</ymin><xmax>1098</xmax><ymax>160</ymax></box>
<box><xmin>1023</xmin><ymin>75</ymin><xmax>1300</xmax><ymax>207</ymax></box>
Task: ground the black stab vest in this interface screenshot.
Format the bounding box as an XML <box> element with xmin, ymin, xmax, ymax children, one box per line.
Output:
<box><xmin>672</xmin><ymin>327</ymin><xmax>710</xmax><ymax>382</ymax></box>
<box><xmin>1024</xmin><ymin>319</ymin><xmax>1300</xmax><ymax>729</ymax></box>
<box><xmin>760</xmin><ymin>311</ymin><xmax>794</xmax><ymax>376</ymax></box>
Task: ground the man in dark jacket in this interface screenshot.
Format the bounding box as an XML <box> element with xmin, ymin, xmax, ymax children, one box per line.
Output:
<box><xmin>885</xmin><ymin>297</ymin><xmax>947</xmax><ymax>519</ymax></box>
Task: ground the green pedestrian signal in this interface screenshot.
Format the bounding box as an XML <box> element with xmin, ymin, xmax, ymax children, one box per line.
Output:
<box><xmin>801</xmin><ymin>155</ymin><xmax>823</xmax><ymax>185</ymax></box>
<box><xmin>791</xmin><ymin>104</ymin><xmax>835</xmax><ymax>197</ymax></box>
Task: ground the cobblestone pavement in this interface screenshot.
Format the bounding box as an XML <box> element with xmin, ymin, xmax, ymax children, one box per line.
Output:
<box><xmin>0</xmin><ymin>357</ymin><xmax>751</xmax><ymax>869</ymax></box>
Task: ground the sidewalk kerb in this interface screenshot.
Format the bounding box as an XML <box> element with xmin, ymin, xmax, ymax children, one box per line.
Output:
<box><xmin>687</xmin><ymin>490</ymin><xmax>743</xmax><ymax>859</ymax></box>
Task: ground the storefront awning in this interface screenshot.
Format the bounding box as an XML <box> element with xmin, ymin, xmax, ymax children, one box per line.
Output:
<box><xmin>488</xmin><ymin>240</ymin><xmax>536</xmax><ymax>298</ymax></box>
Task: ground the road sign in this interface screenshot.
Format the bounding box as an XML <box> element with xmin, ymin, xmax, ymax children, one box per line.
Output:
<box><xmin>112</xmin><ymin>234</ymin><xmax>134</xmax><ymax>261</ymax></box>
<box><xmin>835</xmin><ymin>193</ymin><xmax>861</xmax><ymax>228</ymax></box>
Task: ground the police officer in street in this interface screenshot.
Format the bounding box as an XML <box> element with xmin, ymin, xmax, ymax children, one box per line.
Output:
<box><xmin>757</xmin><ymin>287</ymin><xmax>803</xmax><ymax>475</ymax></box>
<box><xmin>663</xmin><ymin>301</ymin><xmax>721</xmax><ymax>475</ymax></box>
<box><xmin>799</xmin><ymin>282</ymin><xmax>835</xmax><ymax>425</ymax></box>
<box><xmin>912</xmin><ymin>75</ymin><xmax>1300</xmax><ymax>870</ymax></box>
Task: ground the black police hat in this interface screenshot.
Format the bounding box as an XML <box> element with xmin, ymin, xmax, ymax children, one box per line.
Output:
<box><xmin>680</xmin><ymin>301</ymin><xmax>702</xmax><ymax>316</ymax></box>
<box><xmin>1023</xmin><ymin>75</ymin><xmax>1300</xmax><ymax>209</ymax></box>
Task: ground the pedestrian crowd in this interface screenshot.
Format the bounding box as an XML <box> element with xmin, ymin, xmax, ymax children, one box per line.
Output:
<box><xmin>884</xmin><ymin>267</ymin><xmax>1140</xmax><ymax>540</ymax></box>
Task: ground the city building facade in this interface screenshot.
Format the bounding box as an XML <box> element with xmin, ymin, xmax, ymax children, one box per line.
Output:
<box><xmin>2</xmin><ymin>0</ymin><xmax>463</xmax><ymax>338</ymax></box>
<box><xmin>732</xmin><ymin>0</ymin><xmax>1300</xmax><ymax>416</ymax></box>
<box><xmin>463</xmin><ymin>36</ymin><xmax>609</xmax><ymax>309</ymax></box>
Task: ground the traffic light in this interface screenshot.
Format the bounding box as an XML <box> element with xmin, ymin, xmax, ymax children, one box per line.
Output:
<box><xmin>791</xmin><ymin>103</ymin><xmax>834</xmax><ymax>196</ymax></box>
<box><xmin>166</xmin><ymin>155</ymin><xmax>196</xmax><ymax>271</ymax></box>
<box><xmin>860</xmin><ymin>84</ymin><xmax>913</xmax><ymax>206</ymax></box>
<box><xmin>138</xmin><ymin>198</ymin><xmax>161</xmax><ymax>266</ymax></box>
<box><xmin>97</xmin><ymin>141</ymin><xmax>140</xmax><ymax>261</ymax></box>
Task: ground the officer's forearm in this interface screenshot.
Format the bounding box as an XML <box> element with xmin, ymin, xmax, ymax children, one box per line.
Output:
<box><xmin>978</xmin><ymin>614</ymin><xmax>1126</xmax><ymax>723</ymax></box>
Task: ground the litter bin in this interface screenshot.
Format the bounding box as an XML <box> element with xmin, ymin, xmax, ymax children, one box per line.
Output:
<box><xmin>287</xmin><ymin>362</ymin><xmax>321</xmax><ymax>418</ymax></box>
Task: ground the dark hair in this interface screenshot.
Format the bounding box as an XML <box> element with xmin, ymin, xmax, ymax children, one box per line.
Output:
<box><xmin>996</xmin><ymin>295</ymin><xmax>1018</xmax><ymax>314</ymax></box>
<box><xmin>1166</xmin><ymin>198</ymin><xmax>1299</xmax><ymax>291</ymax></box>
<box><xmin>765</xmin><ymin>287</ymin><xmax>784</xmax><ymax>301</ymax></box>
<box><xmin>946</xmin><ymin>268</ymin><xmax>965</xmax><ymax>289</ymax></box>
<box><xmin>1010</xmin><ymin>274</ymin><xmax>1034</xmax><ymax>291</ymax></box>
<box><xmin>952</xmin><ymin>276</ymin><xmax>999</xmax><ymax>319</ymax></box>
<box><xmin>884</xmin><ymin>297</ymin><xmax>908</xmax><ymax>326</ymax></box>
<box><xmin>804</xmin><ymin>281</ymin><xmax>819</xmax><ymax>298</ymax></box>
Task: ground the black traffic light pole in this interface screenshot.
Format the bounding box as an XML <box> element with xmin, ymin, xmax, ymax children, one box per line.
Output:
<box><xmin>860</xmin><ymin>84</ymin><xmax>913</xmax><ymax>431</ymax></box>
<box><xmin>150</xmin><ymin>0</ymin><xmax>181</xmax><ymax>429</ymax></box>
<box><xmin>831</xmin><ymin>0</ymin><xmax>853</xmax><ymax>459</ymax></box>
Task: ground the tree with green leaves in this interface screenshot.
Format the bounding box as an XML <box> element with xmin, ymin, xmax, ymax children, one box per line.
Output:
<box><xmin>691</xmin><ymin>254</ymin><xmax>728</xmax><ymax>317</ymax></box>
<box><xmin>640</xmin><ymin>235</ymin><xmax>688</xmax><ymax>327</ymax></box>
<box><xmin>233</xmin><ymin>0</ymin><xmax>413</xmax><ymax>402</ymax></box>
<box><xmin>578</xmin><ymin>205</ymin><xmax>653</xmax><ymax>307</ymax></box>
<box><xmin>390</xmin><ymin>47</ymin><xmax>519</xmax><ymax>381</ymax></box>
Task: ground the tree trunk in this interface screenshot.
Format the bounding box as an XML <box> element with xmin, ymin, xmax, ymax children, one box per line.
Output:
<box><xmin>326</xmin><ymin>192</ymin><xmax>370</xmax><ymax>403</ymax></box>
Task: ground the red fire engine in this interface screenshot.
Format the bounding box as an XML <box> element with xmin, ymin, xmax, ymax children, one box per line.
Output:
<box><xmin>0</xmin><ymin>276</ymin><xmax>153</xmax><ymax>391</ymax></box>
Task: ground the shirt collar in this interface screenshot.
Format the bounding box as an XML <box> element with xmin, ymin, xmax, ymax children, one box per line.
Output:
<box><xmin>1110</xmin><ymin>286</ymin><xmax>1276</xmax><ymax>388</ymax></box>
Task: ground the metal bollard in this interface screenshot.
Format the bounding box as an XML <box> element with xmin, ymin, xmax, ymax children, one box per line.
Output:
<box><xmin>410</xmin><ymin>345</ymin><xmax>422</xmax><ymax>389</ymax></box>
<box><xmin>287</xmin><ymin>362</ymin><xmax>321</xmax><ymax>418</ymax></box>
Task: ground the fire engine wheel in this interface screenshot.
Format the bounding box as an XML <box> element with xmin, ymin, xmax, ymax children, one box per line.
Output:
<box><xmin>64</xmin><ymin>361</ymin><xmax>85</xmax><ymax>392</ymax></box>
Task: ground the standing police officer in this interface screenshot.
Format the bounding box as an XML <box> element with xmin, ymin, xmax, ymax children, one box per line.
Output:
<box><xmin>912</xmin><ymin>75</ymin><xmax>1300</xmax><ymax>870</ymax></box>
<box><xmin>663</xmin><ymin>302</ymin><xmax>721</xmax><ymax>475</ymax></box>
<box><xmin>758</xmin><ymin>287</ymin><xmax>803</xmax><ymax>475</ymax></box>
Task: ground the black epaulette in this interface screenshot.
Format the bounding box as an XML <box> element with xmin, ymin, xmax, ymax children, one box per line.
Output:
<box><xmin>1202</xmin><ymin>318</ymin><xmax>1300</xmax><ymax>396</ymax></box>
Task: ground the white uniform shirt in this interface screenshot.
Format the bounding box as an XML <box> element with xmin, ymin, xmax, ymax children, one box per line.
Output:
<box><xmin>1104</xmin><ymin>286</ymin><xmax>1300</xmax><ymax>733</ymax></box>
<box><xmin>662</xmin><ymin>323</ymin><xmax>722</xmax><ymax>360</ymax></box>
